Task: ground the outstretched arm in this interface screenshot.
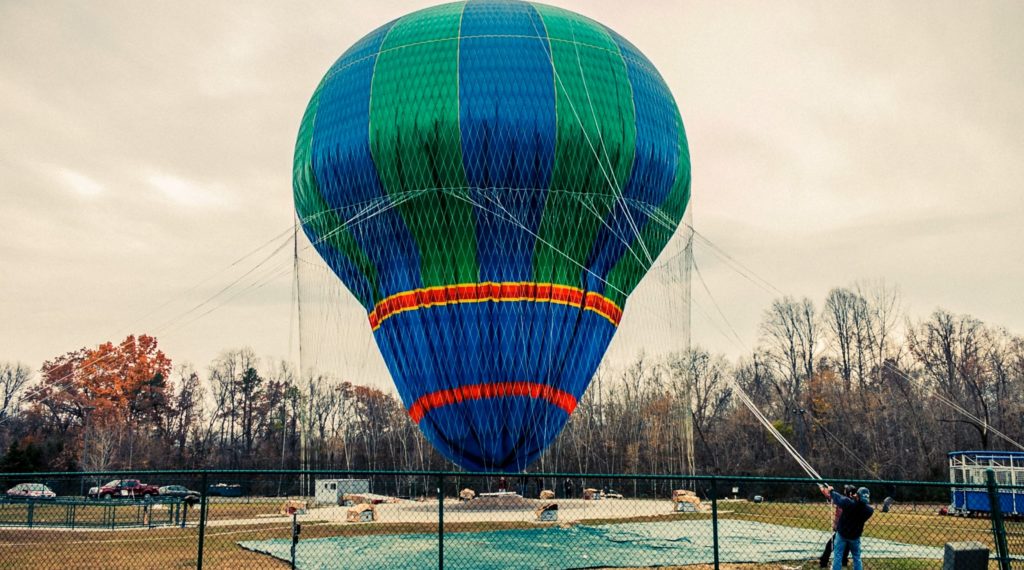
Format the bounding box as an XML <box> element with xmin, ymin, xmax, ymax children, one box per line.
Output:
<box><xmin>830</xmin><ymin>491</ymin><xmax>855</xmax><ymax>508</ymax></box>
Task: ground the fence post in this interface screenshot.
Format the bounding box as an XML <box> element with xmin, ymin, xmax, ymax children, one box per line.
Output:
<box><xmin>197</xmin><ymin>471</ymin><xmax>209</xmax><ymax>570</ymax></box>
<box><xmin>985</xmin><ymin>469</ymin><xmax>1011</xmax><ymax>570</ymax></box>
<box><xmin>438</xmin><ymin>474</ymin><xmax>445</xmax><ymax>570</ymax></box>
<box><xmin>710</xmin><ymin>476</ymin><xmax>720</xmax><ymax>570</ymax></box>
<box><xmin>290</xmin><ymin>510</ymin><xmax>299</xmax><ymax>569</ymax></box>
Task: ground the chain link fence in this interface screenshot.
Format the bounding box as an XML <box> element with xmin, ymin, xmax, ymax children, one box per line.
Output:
<box><xmin>0</xmin><ymin>469</ymin><xmax>1019</xmax><ymax>569</ymax></box>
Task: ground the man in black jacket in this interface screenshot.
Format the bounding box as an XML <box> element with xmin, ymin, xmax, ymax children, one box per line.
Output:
<box><xmin>820</xmin><ymin>485</ymin><xmax>874</xmax><ymax>570</ymax></box>
<box><xmin>819</xmin><ymin>485</ymin><xmax>855</xmax><ymax>568</ymax></box>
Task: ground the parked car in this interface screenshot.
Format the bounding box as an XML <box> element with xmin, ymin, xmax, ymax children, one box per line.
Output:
<box><xmin>206</xmin><ymin>483</ymin><xmax>242</xmax><ymax>497</ymax></box>
<box><xmin>6</xmin><ymin>483</ymin><xmax>56</xmax><ymax>500</ymax></box>
<box><xmin>87</xmin><ymin>479</ymin><xmax>160</xmax><ymax>500</ymax></box>
<box><xmin>158</xmin><ymin>485</ymin><xmax>200</xmax><ymax>505</ymax></box>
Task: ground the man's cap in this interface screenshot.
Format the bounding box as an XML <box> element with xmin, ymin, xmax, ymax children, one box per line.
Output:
<box><xmin>857</xmin><ymin>487</ymin><xmax>871</xmax><ymax>502</ymax></box>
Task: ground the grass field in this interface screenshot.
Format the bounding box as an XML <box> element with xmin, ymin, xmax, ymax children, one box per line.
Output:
<box><xmin>0</xmin><ymin>500</ymin><xmax>1018</xmax><ymax>569</ymax></box>
<box><xmin>724</xmin><ymin>502</ymin><xmax>1002</xmax><ymax>549</ymax></box>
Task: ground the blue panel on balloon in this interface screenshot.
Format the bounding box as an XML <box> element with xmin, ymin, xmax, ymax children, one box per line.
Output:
<box><xmin>460</xmin><ymin>0</ymin><xmax>556</xmax><ymax>284</ymax></box>
<box><xmin>311</xmin><ymin>19</ymin><xmax>423</xmax><ymax>299</ymax></box>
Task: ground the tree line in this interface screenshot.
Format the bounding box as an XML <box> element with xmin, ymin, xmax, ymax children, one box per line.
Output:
<box><xmin>1</xmin><ymin>282</ymin><xmax>1022</xmax><ymax>485</ymax></box>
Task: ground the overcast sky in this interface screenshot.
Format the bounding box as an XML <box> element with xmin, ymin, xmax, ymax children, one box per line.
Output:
<box><xmin>2</xmin><ymin>1</ymin><xmax>1022</xmax><ymax>379</ymax></box>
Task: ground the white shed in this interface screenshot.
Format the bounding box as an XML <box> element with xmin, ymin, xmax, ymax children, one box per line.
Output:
<box><xmin>314</xmin><ymin>479</ymin><xmax>371</xmax><ymax>505</ymax></box>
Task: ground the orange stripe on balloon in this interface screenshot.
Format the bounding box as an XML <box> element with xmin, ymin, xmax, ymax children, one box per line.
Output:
<box><xmin>408</xmin><ymin>381</ymin><xmax>578</xmax><ymax>423</ymax></box>
<box><xmin>368</xmin><ymin>282</ymin><xmax>623</xmax><ymax>330</ymax></box>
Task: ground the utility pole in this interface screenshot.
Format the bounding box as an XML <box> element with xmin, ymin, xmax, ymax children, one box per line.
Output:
<box><xmin>681</xmin><ymin>225</ymin><xmax>695</xmax><ymax>478</ymax></box>
<box><xmin>293</xmin><ymin>218</ymin><xmax>310</xmax><ymax>498</ymax></box>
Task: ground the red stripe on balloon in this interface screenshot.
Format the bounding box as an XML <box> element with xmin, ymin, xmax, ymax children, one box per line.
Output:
<box><xmin>408</xmin><ymin>382</ymin><xmax>578</xmax><ymax>423</ymax></box>
<box><xmin>368</xmin><ymin>282</ymin><xmax>623</xmax><ymax>330</ymax></box>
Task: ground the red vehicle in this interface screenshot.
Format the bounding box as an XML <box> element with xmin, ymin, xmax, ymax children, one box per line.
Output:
<box><xmin>87</xmin><ymin>479</ymin><xmax>160</xmax><ymax>500</ymax></box>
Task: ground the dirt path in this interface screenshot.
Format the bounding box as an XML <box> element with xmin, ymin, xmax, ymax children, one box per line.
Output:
<box><xmin>207</xmin><ymin>497</ymin><xmax>688</xmax><ymax>527</ymax></box>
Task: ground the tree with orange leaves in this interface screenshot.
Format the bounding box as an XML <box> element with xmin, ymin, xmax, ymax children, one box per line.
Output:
<box><xmin>26</xmin><ymin>335</ymin><xmax>172</xmax><ymax>468</ymax></box>
<box><xmin>30</xmin><ymin>335</ymin><xmax>171</xmax><ymax>425</ymax></box>
<box><xmin>77</xmin><ymin>334</ymin><xmax>172</xmax><ymax>426</ymax></box>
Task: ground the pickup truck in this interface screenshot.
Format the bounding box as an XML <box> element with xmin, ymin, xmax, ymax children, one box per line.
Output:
<box><xmin>87</xmin><ymin>479</ymin><xmax>161</xmax><ymax>500</ymax></box>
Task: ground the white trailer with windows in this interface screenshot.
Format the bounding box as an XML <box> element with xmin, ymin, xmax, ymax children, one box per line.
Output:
<box><xmin>314</xmin><ymin>479</ymin><xmax>371</xmax><ymax>505</ymax></box>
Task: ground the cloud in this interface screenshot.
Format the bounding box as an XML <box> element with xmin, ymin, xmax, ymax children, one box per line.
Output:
<box><xmin>146</xmin><ymin>171</ymin><xmax>232</xmax><ymax>209</ymax></box>
<box><xmin>0</xmin><ymin>0</ymin><xmax>1021</xmax><ymax>374</ymax></box>
<box><xmin>55</xmin><ymin>167</ymin><xmax>105</xmax><ymax>197</ymax></box>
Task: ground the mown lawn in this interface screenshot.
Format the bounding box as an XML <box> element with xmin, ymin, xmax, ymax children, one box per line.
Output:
<box><xmin>723</xmin><ymin>501</ymin><xmax>1004</xmax><ymax>550</ymax></box>
<box><xmin>0</xmin><ymin>520</ymin><xmax>537</xmax><ymax>569</ymax></box>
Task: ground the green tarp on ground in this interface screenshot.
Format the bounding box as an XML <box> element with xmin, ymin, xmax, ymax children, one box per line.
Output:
<box><xmin>239</xmin><ymin>519</ymin><xmax>945</xmax><ymax>569</ymax></box>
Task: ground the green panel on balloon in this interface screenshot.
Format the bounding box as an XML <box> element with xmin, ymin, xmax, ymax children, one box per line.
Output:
<box><xmin>369</xmin><ymin>3</ymin><xmax>477</xmax><ymax>287</ymax></box>
<box><xmin>294</xmin><ymin>80</ymin><xmax>379</xmax><ymax>306</ymax></box>
<box><xmin>530</xmin><ymin>3</ymin><xmax>636</xmax><ymax>288</ymax></box>
<box><xmin>293</xmin><ymin>80</ymin><xmax>323</xmax><ymax>227</ymax></box>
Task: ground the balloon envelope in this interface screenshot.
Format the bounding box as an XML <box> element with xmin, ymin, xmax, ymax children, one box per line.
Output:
<box><xmin>294</xmin><ymin>0</ymin><xmax>690</xmax><ymax>472</ymax></box>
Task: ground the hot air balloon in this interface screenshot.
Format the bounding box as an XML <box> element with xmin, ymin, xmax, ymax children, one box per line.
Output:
<box><xmin>293</xmin><ymin>0</ymin><xmax>690</xmax><ymax>472</ymax></box>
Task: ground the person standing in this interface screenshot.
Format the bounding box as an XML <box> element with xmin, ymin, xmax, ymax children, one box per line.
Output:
<box><xmin>820</xmin><ymin>485</ymin><xmax>874</xmax><ymax>570</ymax></box>
<box><xmin>563</xmin><ymin>478</ymin><xmax>574</xmax><ymax>498</ymax></box>
<box><xmin>819</xmin><ymin>485</ymin><xmax>854</xmax><ymax>568</ymax></box>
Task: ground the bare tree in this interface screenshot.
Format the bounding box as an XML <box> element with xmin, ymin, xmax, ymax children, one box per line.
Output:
<box><xmin>908</xmin><ymin>310</ymin><xmax>993</xmax><ymax>449</ymax></box>
<box><xmin>823</xmin><ymin>289</ymin><xmax>862</xmax><ymax>392</ymax></box>
<box><xmin>82</xmin><ymin>422</ymin><xmax>119</xmax><ymax>475</ymax></box>
<box><xmin>169</xmin><ymin>366</ymin><xmax>204</xmax><ymax>463</ymax></box>
<box><xmin>858</xmin><ymin>280</ymin><xmax>903</xmax><ymax>382</ymax></box>
<box><xmin>685</xmin><ymin>349</ymin><xmax>731</xmax><ymax>470</ymax></box>
<box><xmin>0</xmin><ymin>362</ymin><xmax>31</xmax><ymax>426</ymax></box>
<box><xmin>760</xmin><ymin>297</ymin><xmax>818</xmax><ymax>454</ymax></box>
<box><xmin>207</xmin><ymin>348</ymin><xmax>258</xmax><ymax>465</ymax></box>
